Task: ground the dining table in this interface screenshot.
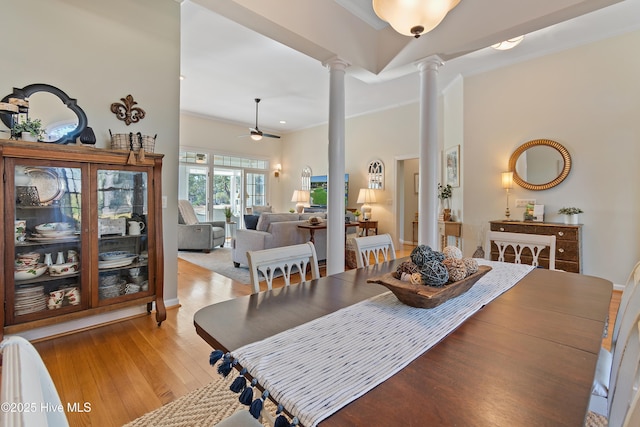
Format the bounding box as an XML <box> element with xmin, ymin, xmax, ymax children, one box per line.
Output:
<box><xmin>194</xmin><ymin>258</ymin><xmax>612</xmax><ymax>426</ymax></box>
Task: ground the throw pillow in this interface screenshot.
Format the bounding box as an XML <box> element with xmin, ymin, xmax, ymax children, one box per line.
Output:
<box><xmin>244</xmin><ymin>214</ymin><xmax>259</xmax><ymax>230</ymax></box>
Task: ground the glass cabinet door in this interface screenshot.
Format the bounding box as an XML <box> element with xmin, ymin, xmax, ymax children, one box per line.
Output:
<box><xmin>96</xmin><ymin>168</ymin><xmax>149</xmax><ymax>303</ymax></box>
<box><xmin>12</xmin><ymin>163</ymin><xmax>84</xmax><ymax>321</ymax></box>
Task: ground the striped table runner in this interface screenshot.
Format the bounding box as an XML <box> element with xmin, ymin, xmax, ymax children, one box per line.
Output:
<box><xmin>231</xmin><ymin>260</ymin><xmax>534</xmax><ymax>427</ymax></box>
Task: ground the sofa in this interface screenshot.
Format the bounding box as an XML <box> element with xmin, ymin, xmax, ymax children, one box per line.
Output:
<box><xmin>232</xmin><ymin>212</ymin><xmax>357</xmax><ymax>268</ymax></box>
<box><xmin>178</xmin><ymin>199</ymin><xmax>226</xmax><ymax>252</ymax></box>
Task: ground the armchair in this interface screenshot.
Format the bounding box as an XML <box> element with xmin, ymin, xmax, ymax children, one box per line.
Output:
<box><xmin>178</xmin><ymin>199</ymin><xmax>226</xmax><ymax>252</ymax></box>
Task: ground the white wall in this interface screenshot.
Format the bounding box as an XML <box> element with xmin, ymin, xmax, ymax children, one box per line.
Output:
<box><xmin>2</xmin><ymin>1</ymin><xmax>181</xmax><ymax>319</ymax></box>
<box><xmin>462</xmin><ymin>30</ymin><xmax>640</xmax><ymax>285</ymax></box>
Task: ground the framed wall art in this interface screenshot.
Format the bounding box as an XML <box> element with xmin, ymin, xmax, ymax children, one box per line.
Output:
<box><xmin>445</xmin><ymin>145</ymin><xmax>460</xmax><ymax>187</ymax></box>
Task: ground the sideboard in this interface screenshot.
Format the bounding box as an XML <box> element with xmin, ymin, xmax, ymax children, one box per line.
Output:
<box><xmin>489</xmin><ymin>220</ymin><xmax>582</xmax><ymax>273</ymax></box>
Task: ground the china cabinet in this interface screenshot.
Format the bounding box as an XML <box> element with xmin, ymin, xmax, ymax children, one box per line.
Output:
<box><xmin>1</xmin><ymin>139</ymin><xmax>165</xmax><ymax>339</ymax></box>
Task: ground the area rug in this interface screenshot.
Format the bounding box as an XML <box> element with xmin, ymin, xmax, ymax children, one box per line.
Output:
<box><xmin>123</xmin><ymin>373</ymin><xmax>275</xmax><ymax>427</ymax></box>
<box><xmin>178</xmin><ymin>248</ymin><xmax>251</xmax><ymax>284</ymax></box>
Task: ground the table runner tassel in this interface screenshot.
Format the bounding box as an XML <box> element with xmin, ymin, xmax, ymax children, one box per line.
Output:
<box><xmin>217</xmin><ymin>355</ymin><xmax>236</xmax><ymax>377</ymax></box>
<box><xmin>209</xmin><ymin>350</ymin><xmax>224</xmax><ymax>365</ymax></box>
<box><xmin>230</xmin><ymin>368</ymin><xmax>248</xmax><ymax>393</ymax></box>
<box><xmin>239</xmin><ymin>378</ymin><xmax>258</xmax><ymax>405</ymax></box>
<box><xmin>274</xmin><ymin>404</ymin><xmax>290</xmax><ymax>427</ymax></box>
<box><xmin>249</xmin><ymin>390</ymin><xmax>268</xmax><ymax>419</ymax></box>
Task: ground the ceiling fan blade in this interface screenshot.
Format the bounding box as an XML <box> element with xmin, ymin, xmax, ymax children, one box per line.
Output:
<box><xmin>262</xmin><ymin>133</ymin><xmax>281</xmax><ymax>139</ymax></box>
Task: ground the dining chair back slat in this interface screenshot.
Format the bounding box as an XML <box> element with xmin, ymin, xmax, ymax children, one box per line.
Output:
<box><xmin>485</xmin><ymin>231</ymin><xmax>556</xmax><ymax>269</ymax></box>
<box><xmin>608</xmin><ymin>315</ymin><xmax>640</xmax><ymax>427</ymax></box>
<box><xmin>247</xmin><ymin>242</ymin><xmax>320</xmax><ymax>293</ymax></box>
<box><xmin>353</xmin><ymin>234</ymin><xmax>396</xmax><ymax>268</ymax></box>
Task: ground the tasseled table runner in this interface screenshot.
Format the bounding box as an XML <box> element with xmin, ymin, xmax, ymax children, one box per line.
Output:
<box><xmin>231</xmin><ymin>260</ymin><xmax>533</xmax><ymax>427</ymax></box>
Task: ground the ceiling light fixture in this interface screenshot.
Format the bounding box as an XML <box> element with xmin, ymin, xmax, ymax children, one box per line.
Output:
<box><xmin>491</xmin><ymin>36</ymin><xmax>525</xmax><ymax>51</ymax></box>
<box><xmin>372</xmin><ymin>0</ymin><xmax>461</xmax><ymax>38</ymax></box>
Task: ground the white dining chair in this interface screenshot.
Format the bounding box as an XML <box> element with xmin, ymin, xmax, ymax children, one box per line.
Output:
<box><xmin>591</xmin><ymin>261</ymin><xmax>640</xmax><ymax>411</ymax></box>
<box><xmin>589</xmin><ymin>270</ymin><xmax>640</xmax><ymax>418</ymax></box>
<box><xmin>606</xmin><ymin>313</ymin><xmax>640</xmax><ymax>427</ymax></box>
<box><xmin>0</xmin><ymin>336</ymin><xmax>69</xmax><ymax>427</ymax></box>
<box><xmin>485</xmin><ymin>231</ymin><xmax>556</xmax><ymax>269</ymax></box>
<box><xmin>247</xmin><ymin>242</ymin><xmax>320</xmax><ymax>293</ymax></box>
<box><xmin>353</xmin><ymin>233</ymin><xmax>396</xmax><ymax>268</ymax></box>
<box><xmin>215</xmin><ymin>408</ymin><xmax>272</xmax><ymax>427</ymax></box>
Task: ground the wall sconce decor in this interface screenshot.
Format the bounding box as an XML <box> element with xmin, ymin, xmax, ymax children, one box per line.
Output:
<box><xmin>110</xmin><ymin>94</ymin><xmax>146</xmax><ymax>126</ymax></box>
<box><xmin>274</xmin><ymin>164</ymin><xmax>282</xmax><ymax>178</ymax></box>
<box><xmin>368</xmin><ymin>159</ymin><xmax>384</xmax><ymax>189</ymax></box>
<box><xmin>501</xmin><ymin>171</ymin><xmax>514</xmax><ymax>219</ymax></box>
<box><xmin>291</xmin><ymin>190</ymin><xmax>310</xmax><ymax>213</ymax></box>
<box><xmin>357</xmin><ymin>188</ymin><xmax>377</xmax><ymax>220</ymax></box>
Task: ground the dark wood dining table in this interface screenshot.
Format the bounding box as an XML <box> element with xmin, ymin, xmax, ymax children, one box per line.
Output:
<box><xmin>194</xmin><ymin>259</ymin><xmax>612</xmax><ymax>426</ymax></box>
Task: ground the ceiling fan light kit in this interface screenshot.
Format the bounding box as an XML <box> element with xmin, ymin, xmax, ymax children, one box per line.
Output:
<box><xmin>246</xmin><ymin>98</ymin><xmax>280</xmax><ymax>141</ymax></box>
<box><xmin>372</xmin><ymin>0</ymin><xmax>461</xmax><ymax>38</ymax></box>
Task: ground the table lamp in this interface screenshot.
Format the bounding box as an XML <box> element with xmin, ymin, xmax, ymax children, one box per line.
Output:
<box><xmin>501</xmin><ymin>171</ymin><xmax>513</xmax><ymax>219</ymax></box>
<box><xmin>291</xmin><ymin>190</ymin><xmax>310</xmax><ymax>214</ymax></box>
<box><xmin>357</xmin><ymin>188</ymin><xmax>376</xmax><ymax>220</ymax></box>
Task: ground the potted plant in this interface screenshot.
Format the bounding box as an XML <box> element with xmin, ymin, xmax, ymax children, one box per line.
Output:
<box><xmin>12</xmin><ymin>118</ymin><xmax>45</xmax><ymax>141</ymax></box>
<box><xmin>438</xmin><ymin>183</ymin><xmax>452</xmax><ymax>221</ymax></box>
<box><xmin>223</xmin><ymin>206</ymin><xmax>233</xmax><ymax>223</ymax></box>
<box><xmin>558</xmin><ymin>207</ymin><xmax>583</xmax><ymax>224</ymax></box>
<box><xmin>353</xmin><ymin>210</ymin><xmax>361</xmax><ymax>221</ymax></box>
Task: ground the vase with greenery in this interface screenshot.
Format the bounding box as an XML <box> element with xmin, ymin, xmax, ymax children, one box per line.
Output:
<box><xmin>438</xmin><ymin>183</ymin><xmax>452</xmax><ymax>220</ymax></box>
<box><xmin>558</xmin><ymin>207</ymin><xmax>583</xmax><ymax>225</ymax></box>
<box><xmin>223</xmin><ymin>206</ymin><xmax>232</xmax><ymax>223</ymax></box>
<box><xmin>12</xmin><ymin>118</ymin><xmax>45</xmax><ymax>141</ymax></box>
<box><xmin>353</xmin><ymin>210</ymin><xmax>361</xmax><ymax>221</ymax></box>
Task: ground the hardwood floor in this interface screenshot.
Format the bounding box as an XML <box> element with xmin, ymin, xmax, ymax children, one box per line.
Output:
<box><xmin>12</xmin><ymin>245</ymin><xmax>618</xmax><ymax>426</ymax></box>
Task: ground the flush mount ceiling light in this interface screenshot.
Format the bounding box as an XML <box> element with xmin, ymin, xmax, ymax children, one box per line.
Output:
<box><xmin>491</xmin><ymin>35</ymin><xmax>525</xmax><ymax>51</ymax></box>
<box><xmin>372</xmin><ymin>0</ymin><xmax>461</xmax><ymax>38</ymax></box>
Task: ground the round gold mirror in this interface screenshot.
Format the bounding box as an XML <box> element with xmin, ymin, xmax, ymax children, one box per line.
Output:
<box><xmin>508</xmin><ymin>139</ymin><xmax>571</xmax><ymax>191</ymax></box>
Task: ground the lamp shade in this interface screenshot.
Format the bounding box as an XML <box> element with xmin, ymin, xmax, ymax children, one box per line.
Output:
<box><xmin>291</xmin><ymin>190</ymin><xmax>310</xmax><ymax>203</ymax></box>
<box><xmin>373</xmin><ymin>0</ymin><xmax>460</xmax><ymax>38</ymax></box>
<box><xmin>356</xmin><ymin>188</ymin><xmax>377</xmax><ymax>204</ymax></box>
<box><xmin>502</xmin><ymin>171</ymin><xmax>514</xmax><ymax>190</ymax></box>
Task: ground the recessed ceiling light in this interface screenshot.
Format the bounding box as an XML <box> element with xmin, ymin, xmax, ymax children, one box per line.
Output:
<box><xmin>492</xmin><ymin>36</ymin><xmax>525</xmax><ymax>51</ymax></box>
<box><xmin>179</xmin><ymin>75</ymin><xmax>185</xmax><ymax>80</ymax></box>
<box><xmin>279</xmin><ymin>120</ymin><xmax>286</xmax><ymax>124</ymax></box>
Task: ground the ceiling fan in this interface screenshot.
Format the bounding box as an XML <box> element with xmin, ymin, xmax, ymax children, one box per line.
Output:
<box><xmin>246</xmin><ymin>98</ymin><xmax>280</xmax><ymax>141</ymax></box>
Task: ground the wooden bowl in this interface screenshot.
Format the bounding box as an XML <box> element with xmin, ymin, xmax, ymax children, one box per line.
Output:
<box><xmin>367</xmin><ymin>265</ymin><xmax>492</xmax><ymax>309</ymax></box>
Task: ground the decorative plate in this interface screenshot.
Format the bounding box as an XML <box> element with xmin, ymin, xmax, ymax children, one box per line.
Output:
<box><xmin>24</xmin><ymin>167</ymin><xmax>65</xmax><ymax>204</ymax></box>
<box><xmin>99</xmin><ymin>251</ymin><xmax>132</xmax><ymax>261</ymax></box>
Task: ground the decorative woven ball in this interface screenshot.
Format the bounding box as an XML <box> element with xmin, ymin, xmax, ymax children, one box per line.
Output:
<box><xmin>397</xmin><ymin>260</ymin><xmax>420</xmax><ymax>276</ymax></box>
<box><xmin>463</xmin><ymin>258</ymin><xmax>479</xmax><ymax>275</ymax></box>
<box><xmin>410</xmin><ymin>245</ymin><xmax>445</xmax><ymax>266</ymax></box>
<box><xmin>419</xmin><ymin>260</ymin><xmax>449</xmax><ymax>287</ymax></box>
<box><xmin>432</xmin><ymin>251</ymin><xmax>446</xmax><ymax>263</ymax></box>
<box><xmin>443</xmin><ymin>245</ymin><xmax>463</xmax><ymax>260</ymax></box>
<box><xmin>410</xmin><ymin>245</ymin><xmax>433</xmax><ymax>267</ymax></box>
<box><xmin>443</xmin><ymin>258</ymin><xmax>467</xmax><ymax>282</ymax></box>
<box><xmin>410</xmin><ymin>272</ymin><xmax>423</xmax><ymax>285</ymax></box>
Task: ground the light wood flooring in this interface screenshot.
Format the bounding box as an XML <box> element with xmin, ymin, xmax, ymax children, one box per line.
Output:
<box><xmin>11</xmin><ymin>245</ymin><xmax>619</xmax><ymax>426</ymax></box>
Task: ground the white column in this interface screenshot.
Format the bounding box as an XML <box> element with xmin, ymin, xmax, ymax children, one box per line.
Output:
<box><xmin>417</xmin><ymin>56</ymin><xmax>443</xmax><ymax>249</ymax></box>
<box><xmin>324</xmin><ymin>57</ymin><xmax>349</xmax><ymax>275</ymax></box>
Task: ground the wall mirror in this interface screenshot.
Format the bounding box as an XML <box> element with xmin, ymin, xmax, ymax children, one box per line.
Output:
<box><xmin>508</xmin><ymin>139</ymin><xmax>571</xmax><ymax>190</ymax></box>
<box><xmin>0</xmin><ymin>83</ymin><xmax>88</xmax><ymax>144</ymax></box>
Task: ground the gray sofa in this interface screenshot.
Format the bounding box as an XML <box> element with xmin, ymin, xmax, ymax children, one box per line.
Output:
<box><xmin>178</xmin><ymin>199</ymin><xmax>226</xmax><ymax>252</ymax></box>
<box><xmin>232</xmin><ymin>211</ymin><xmax>357</xmax><ymax>268</ymax></box>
